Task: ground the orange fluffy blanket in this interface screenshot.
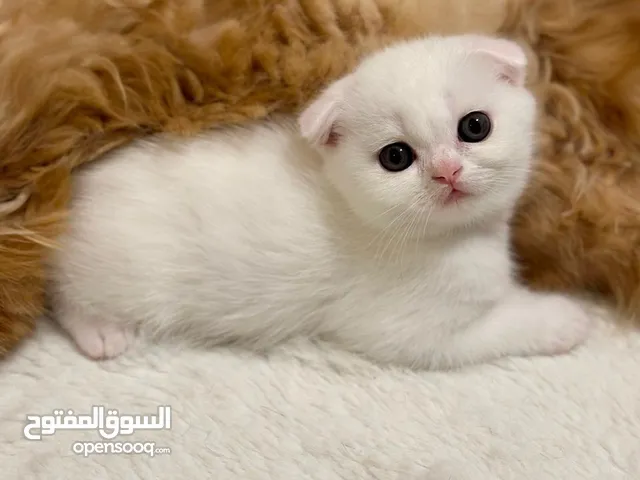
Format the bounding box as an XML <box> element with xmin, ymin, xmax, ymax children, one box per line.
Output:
<box><xmin>0</xmin><ymin>0</ymin><xmax>638</xmax><ymax>357</ymax></box>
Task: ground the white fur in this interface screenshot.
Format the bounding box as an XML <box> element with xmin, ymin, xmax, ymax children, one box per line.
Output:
<box><xmin>48</xmin><ymin>35</ymin><xmax>591</xmax><ymax>368</ymax></box>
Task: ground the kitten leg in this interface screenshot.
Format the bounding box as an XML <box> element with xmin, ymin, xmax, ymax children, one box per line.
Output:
<box><xmin>431</xmin><ymin>289</ymin><xmax>592</xmax><ymax>369</ymax></box>
<box><xmin>328</xmin><ymin>288</ymin><xmax>590</xmax><ymax>370</ymax></box>
<box><xmin>55</xmin><ymin>302</ymin><xmax>135</xmax><ymax>360</ymax></box>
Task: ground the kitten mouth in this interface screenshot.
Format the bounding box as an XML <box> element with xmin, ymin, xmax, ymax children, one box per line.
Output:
<box><xmin>443</xmin><ymin>188</ymin><xmax>469</xmax><ymax>205</ymax></box>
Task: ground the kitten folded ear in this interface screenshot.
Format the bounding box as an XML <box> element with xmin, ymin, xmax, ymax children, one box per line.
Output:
<box><xmin>298</xmin><ymin>75</ymin><xmax>352</xmax><ymax>147</ymax></box>
<box><xmin>461</xmin><ymin>34</ymin><xmax>528</xmax><ymax>87</ymax></box>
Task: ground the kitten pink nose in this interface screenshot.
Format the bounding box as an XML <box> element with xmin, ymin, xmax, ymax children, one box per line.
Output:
<box><xmin>431</xmin><ymin>160</ymin><xmax>463</xmax><ymax>186</ymax></box>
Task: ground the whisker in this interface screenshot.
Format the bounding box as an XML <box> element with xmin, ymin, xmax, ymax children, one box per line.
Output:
<box><xmin>398</xmin><ymin>208</ymin><xmax>419</xmax><ymax>271</ymax></box>
<box><xmin>365</xmin><ymin>204</ymin><xmax>412</xmax><ymax>254</ymax></box>
<box><xmin>375</xmin><ymin>206</ymin><xmax>414</xmax><ymax>263</ymax></box>
<box><xmin>374</xmin><ymin>196</ymin><xmax>424</xmax><ymax>263</ymax></box>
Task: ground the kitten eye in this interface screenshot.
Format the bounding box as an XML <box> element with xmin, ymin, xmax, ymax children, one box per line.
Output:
<box><xmin>457</xmin><ymin>111</ymin><xmax>492</xmax><ymax>143</ymax></box>
<box><xmin>378</xmin><ymin>142</ymin><xmax>415</xmax><ymax>172</ymax></box>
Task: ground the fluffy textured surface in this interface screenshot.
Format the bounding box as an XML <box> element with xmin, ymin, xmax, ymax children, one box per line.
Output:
<box><xmin>2</xmin><ymin>303</ymin><xmax>639</xmax><ymax>479</ymax></box>
<box><xmin>505</xmin><ymin>0</ymin><xmax>640</xmax><ymax>318</ymax></box>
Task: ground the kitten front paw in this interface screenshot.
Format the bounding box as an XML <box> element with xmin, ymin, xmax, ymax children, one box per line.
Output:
<box><xmin>530</xmin><ymin>295</ymin><xmax>592</xmax><ymax>355</ymax></box>
<box><xmin>64</xmin><ymin>318</ymin><xmax>135</xmax><ymax>360</ymax></box>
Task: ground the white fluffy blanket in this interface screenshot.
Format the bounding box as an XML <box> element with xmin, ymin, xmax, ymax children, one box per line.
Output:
<box><xmin>2</xmin><ymin>301</ymin><xmax>639</xmax><ymax>480</ymax></box>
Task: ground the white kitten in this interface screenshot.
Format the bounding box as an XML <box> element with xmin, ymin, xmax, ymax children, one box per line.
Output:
<box><xmin>48</xmin><ymin>34</ymin><xmax>591</xmax><ymax>368</ymax></box>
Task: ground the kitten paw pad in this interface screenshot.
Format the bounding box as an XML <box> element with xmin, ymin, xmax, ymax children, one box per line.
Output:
<box><xmin>69</xmin><ymin>322</ymin><xmax>134</xmax><ymax>360</ymax></box>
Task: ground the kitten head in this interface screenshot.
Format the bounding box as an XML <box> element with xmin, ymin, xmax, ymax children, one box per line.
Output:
<box><xmin>298</xmin><ymin>34</ymin><xmax>536</xmax><ymax>236</ymax></box>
